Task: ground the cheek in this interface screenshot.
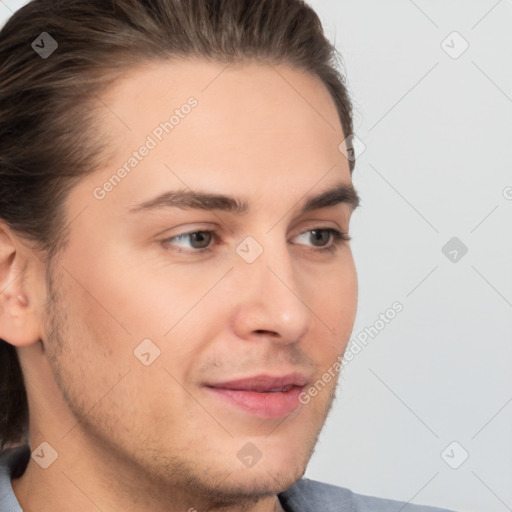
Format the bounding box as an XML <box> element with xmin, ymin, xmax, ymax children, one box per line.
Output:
<box><xmin>299</xmin><ymin>255</ymin><xmax>357</xmax><ymax>382</ymax></box>
<box><xmin>61</xmin><ymin>238</ymin><xmax>171</xmax><ymax>341</ymax></box>
<box><xmin>93</xmin><ymin>246</ymin><xmax>230</xmax><ymax>340</ymax></box>
<box><xmin>46</xmin><ymin>266</ymin><xmax>190</xmax><ymax>434</ymax></box>
<box><xmin>311</xmin><ymin>252</ymin><xmax>358</xmax><ymax>334</ymax></box>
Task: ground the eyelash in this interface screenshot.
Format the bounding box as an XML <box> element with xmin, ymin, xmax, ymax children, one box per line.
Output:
<box><xmin>162</xmin><ymin>228</ymin><xmax>351</xmax><ymax>255</ymax></box>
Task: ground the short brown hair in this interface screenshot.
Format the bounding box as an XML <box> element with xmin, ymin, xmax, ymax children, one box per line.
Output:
<box><xmin>0</xmin><ymin>0</ymin><xmax>355</xmax><ymax>450</ymax></box>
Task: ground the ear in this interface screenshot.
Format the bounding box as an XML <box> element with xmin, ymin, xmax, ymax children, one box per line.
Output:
<box><xmin>0</xmin><ymin>222</ymin><xmax>43</xmax><ymax>347</ymax></box>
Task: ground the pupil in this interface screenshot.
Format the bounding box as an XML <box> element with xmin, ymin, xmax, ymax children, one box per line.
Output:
<box><xmin>312</xmin><ymin>230</ymin><xmax>329</xmax><ymax>246</ymax></box>
<box><xmin>192</xmin><ymin>232</ymin><xmax>211</xmax><ymax>248</ymax></box>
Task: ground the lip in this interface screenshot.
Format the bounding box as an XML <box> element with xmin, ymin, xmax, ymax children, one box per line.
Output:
<box><xmin>204</xmin><ymin>373</ymin><xmax>309</xmax><ymax>419</ymax></box>
<box><xmin>205</xmin><ymin>373</ymin><xmax>309</xmax><ymax>392</ymax></box>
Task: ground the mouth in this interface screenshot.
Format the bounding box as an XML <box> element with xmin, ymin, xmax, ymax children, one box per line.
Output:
<box><xmin>203</xmin><ymin>373</ymin><xmax>309</xmax><ymax>419</ymax></box>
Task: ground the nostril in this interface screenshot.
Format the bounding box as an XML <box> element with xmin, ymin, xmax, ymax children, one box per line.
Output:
<box><xmin>254</xmin><ymin>329</ymin><xmax>279</xmax><ymax>336</ymax></box>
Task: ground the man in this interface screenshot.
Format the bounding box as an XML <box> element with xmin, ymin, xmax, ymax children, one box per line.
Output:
<box><xmin>0</xmin><ymin>0</ymin><xmax>456</xmax><ymax>510</ymax></box>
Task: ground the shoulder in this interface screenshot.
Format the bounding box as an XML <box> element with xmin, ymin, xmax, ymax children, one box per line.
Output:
<box><xmin>278</xmin><ymin>478</ymin><xmax>458</xmax><ymax>512</ymax></box>
<box><xmin>0</xmin><ymin>445</ymin><xmax>30</xmax><ymax>479</ymax></box>
<box><xmin>0</xmin><ymin>445</ymin><xmax>29</xmax><ymax>512</ymax></box>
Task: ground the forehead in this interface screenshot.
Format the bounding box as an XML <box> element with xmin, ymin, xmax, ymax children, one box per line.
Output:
<box><xmin>101</xmin><ymin>58</ymin><xmax>343</xmax><ymax>133</ymax></box>
<box><xmin>72</xmin><ymin>59</ymin><xmax>351</xmax><ymax>218</ymax></box>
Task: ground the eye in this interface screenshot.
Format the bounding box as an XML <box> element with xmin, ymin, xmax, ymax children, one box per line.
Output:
<box><xmin>162</xmin><ymin>230</ymin><xmax>215</xmax><ymax>253</ymax></box>
<box><xmin>293</xmin><ymin>228</ymin><xmax>350</xmax><ymax>253</ymax></box>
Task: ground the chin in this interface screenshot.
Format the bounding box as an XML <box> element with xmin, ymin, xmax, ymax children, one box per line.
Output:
<box><xmin>226</xmin><ymin>447</ymin><xmax>308</xmax><ymax>492</ymax></box>
<box><xmin>211</xmin><ymin>421</ymin><xmax>319</xmax><ymax>493</ymax></box>
<box><xmin>219</xmin><ymin>463</ymin><xmax>305</xmax><ymax>498</ymax></box>
<box><xmin>146</xmin><ymin>453</ymin><xmax>307</xmax><ymax>509</ymax></box>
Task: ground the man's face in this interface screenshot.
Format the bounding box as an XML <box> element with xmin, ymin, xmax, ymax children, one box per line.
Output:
<box><xmin>38</xmin><ymin>60</ymin><xmax>358</xmax><ymax>503</ymax></box>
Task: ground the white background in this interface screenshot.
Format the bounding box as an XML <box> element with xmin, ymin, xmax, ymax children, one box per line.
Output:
<box><xmin>1</xmin><ymin>1</ymin><xmax>511</xmax><ymax>511</ymax></box>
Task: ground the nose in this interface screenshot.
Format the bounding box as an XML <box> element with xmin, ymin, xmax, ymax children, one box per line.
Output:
<box><xmin>230</xmin><ymin>237</ymin><xmax>312</xmax><ymax>345</ymax></box>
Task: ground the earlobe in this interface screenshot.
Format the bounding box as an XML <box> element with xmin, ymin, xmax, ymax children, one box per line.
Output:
<box><xmin>0</xmin><ymin>224</ymin><xmax>42</xmax><ymax>347</ymax></box>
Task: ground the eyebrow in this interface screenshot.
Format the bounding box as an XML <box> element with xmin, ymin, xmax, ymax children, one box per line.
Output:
<box><xmin>128</xmin><ymin>182</ymin><xmax>360</xmax><ymax>216</ymax></box>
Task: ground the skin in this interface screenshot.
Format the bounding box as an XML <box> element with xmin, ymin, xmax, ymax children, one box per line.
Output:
<box><xmin>0</xmin><ymin>59</ymin><xmax>358</xmax><ymax>512</ymax></box>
